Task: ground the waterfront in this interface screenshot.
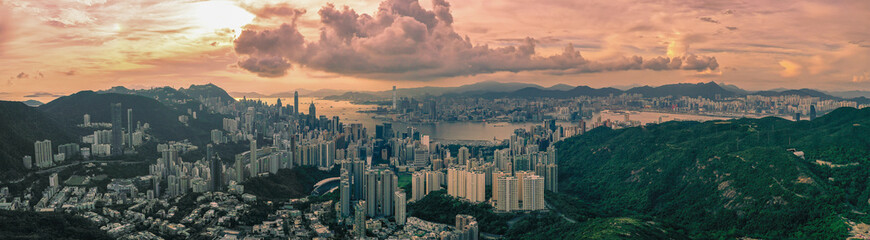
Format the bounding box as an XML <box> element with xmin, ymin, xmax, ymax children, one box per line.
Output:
<box><xmin>238</xmin><ymin>97</ymin><xmax>739</xmax><ymax>141</ymax></box>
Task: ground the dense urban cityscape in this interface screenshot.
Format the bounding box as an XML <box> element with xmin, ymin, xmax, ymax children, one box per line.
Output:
<box><xmin>3</xmin><ymin>80</ymin><xmax>870</xmax><ymax>239</ymax></box>
<box><xmin>2</xmin><ymin>0</ymin><xmax>869</xmax><ymax>239</ymax></box>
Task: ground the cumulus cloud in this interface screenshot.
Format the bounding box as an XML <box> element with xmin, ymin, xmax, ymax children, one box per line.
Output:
<box><xmin>233</xmin><ymin>0</ymin><xmax>719</xmax><ymax>79</ymax></box>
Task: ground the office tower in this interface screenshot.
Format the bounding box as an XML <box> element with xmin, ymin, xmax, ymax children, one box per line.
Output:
<box><xmin>496</xmin><ymin>176</ymin><xmax>518</xmax><ymax>212</ymax></box>
<box><xmin>522</xmin><ymin>175</ymin><xmax>545</xmax><ymax>211</ymax></box>
<box><xmin>340</xmin><ymin>170</ymin><xmax>351</xmax><ymax>217</ymax></box>
<box><xmin>545</xmin><ymin>164</ymin><xmax>558</xmax><ymax>193</ymax></box>
<box><xmin>383</xmin><ymin>123</ymin><xmax>392</xmax><ymax>139</ymax></box>
<box><xmin>394</xmin><ymin>190</ymin><xmax>406</xmax><ymax>225</ymax></box>
<box><xmin>352</xmin><ymin>159</ymin><xmax>365</xmax><ymax>200</ymax></box>
<box><xmin>309</xmin><ymin>101</ymin><xmax>316</xmax><ymax>120</ymax></box>
<box><xmin>250</xmin><ymin>140</ymin><xmax>258</xmax><ymax>177</ymax></box>
<box><xmin>392</xmin><ymin>86</ymin><xmax>397</xmax><ymax>110</ymax></box>
<box><xmin>293</xmin><ymin>91</ymin><xmax>299</xmax><ymax>118</ymax></box>
<box><xmin>354</xmin><ymin>201</ymin><xmax>366</xmax><ymax>238</ymax></box>
<box><xmin>22</xmin><ymin>156</ymin><xmax>32</xmax><ymax>170</ymax></box>
<box><xmin>457</xmin><ymin>147</ymin><xmax>470</xmax><ymax>166</ymax></box>
<box><xmin>810</xmin><ymin>105</ymin><xmax>817</xmax><ymax>121</ymax></box>
<box><xmin>794</xmin><ymin>112</ymin><xmax>801</xmax><ymax>121</ymax></box>
<box><xmin>276</xmin><ymin>98</ymin><xmax>282</xmax><ymax>116</ymax></box>
<box><xmin>414</xmin><ymin>147</ymin><xmax>428</xmax><ymax>168</ymax></box>
<box><xmin>127</xmin><ymin>108</ymin><xmax>133</xmax><ymax>148</ymax></box>
<box><xmin>111</xmin><ymin>103</ymin><xmax>123</xmax><ymax>156</ymax></box>
<box><xmin>411</xmin><ymin>171</ymin><xmax>426</xmax><ymax>201</ymax></box>
<box><xmin>208</xmin><ymin>144</ymin><xmax>221</xmax><ymax>191</ymax></box>
<box><xmin>83</xmin><ymin>114</ymin><xmax>90</xmax><ymax>126</ymax></box>
<box><xmin>34</xmin><ymin>140</ymin><xmax>52</xmax><ymax>168</ymax></box>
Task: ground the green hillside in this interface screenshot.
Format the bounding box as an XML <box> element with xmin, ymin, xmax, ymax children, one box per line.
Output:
<box><xmin>551</xmin><ymin>107</ymin><xmax>870</xmax><ymax>239</ymax></box>
<box><xmin>39</xmin><ymin>91</ymin><xmax>219</xmax><ymax>145</ymax></box>
<box><xmin>0</xmin><ymin>210</ymin><xmax>111</xmax><ymax>239</ymax></box>
<box><xmin>0</xmin><ymin>101</ymin><xmax>77</xmax><ymax>179</ymax></box>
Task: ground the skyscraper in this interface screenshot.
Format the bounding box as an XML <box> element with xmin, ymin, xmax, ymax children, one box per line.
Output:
<box><xmin>394</xmin><ymin>190</ymin><xmax>406</xmax><ymax>225</ymax></box>
<box><xmin>208</xmin><ymin>144</ymin><xmax>221</xmax><ymax>191</ymax></box>
<box><xmin>127</xmin><ymin>108</ymin><xmax>133</xmax><ymax>148</ymax></box>
<box><xmin>392</xmin><ymin>86</ymin><xmax>397</xmax><ymax>110</ymax></box>
<box><xmin>250</xmin><ymin>140</ymin><xmax>258</xmax><ymax>177</ymax></box>
<box><xmin>340</xmin><ymin>169</ymin><xmax>351</xmax><ymax>217</ymax></box>
<box><xmin>496</xmin><ymin>176</ymin><xmax>518</xmax><ymax>212</ymax></box>
<box><xmin>545</xmin><ymin>164</ymin><xmax>558</xmax><ymax>193</ymax></box>
<box><xmin>276</xmin><ymin>98</ymin><xmax>282</xmax><ymax>116</ymax></box>
<box><xmin>412</xmin><ymin>171</ymin><xmax>426</xmax><ymax>201</ymax></box>
<box><xmin>111</xmin><ymin>103</ymin><xmax>123</xmax><ymax>156</ymax></box>
<box><xmin>235</xmin><ymin>155</ymin><xmax>244</xmax><ymax>183</ymax></box>
<box><xmin>293</xmin><ymin>91</ymin><xmax>299</xmax><ymax>118</ymax></box>
<box><xmin>522</xmin><ymin>175</ymin><xmax>545</xmax><ymax>211</ymax></box>
<box><xmin>354</xmin><ymin>201</ymin><xmax>366</xmax><ymax>238</ymax></box>
<box><xmin>810</xmin><ymin>105</ymin><xmax>817</xmax><ymax>121</ymax></box>
<box><xmin>309</xmin><ymin>101</ymin><xmax>317</xmax><ymax>124</ymax></box>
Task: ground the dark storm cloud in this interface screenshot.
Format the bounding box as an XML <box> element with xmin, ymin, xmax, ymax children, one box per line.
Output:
<box><xmin>699</xmin><ymin>17</ymin><xmax>720</xmax><ymax>24</ymax></box>
<box><xmin>24</xmin><ymin>92</ymin><xmax>61</xmax><ymax>98</ymax></box>
<box><xmin>233</xmin><ymin>0</ymin><xmax>719</xmax><ymax>79</ymax></box>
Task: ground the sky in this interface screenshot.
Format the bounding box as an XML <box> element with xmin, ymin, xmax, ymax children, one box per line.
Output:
<box><xmin>1</xmin><ymin>0</ymin><xmax>869</xmax><ymax>101</ymax></box>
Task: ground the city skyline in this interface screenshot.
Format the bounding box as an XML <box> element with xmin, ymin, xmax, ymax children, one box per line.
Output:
<box><xmin>2</xmin><ymin>0</ymin><xmax>869</xmax><ymax>101</ymax></box>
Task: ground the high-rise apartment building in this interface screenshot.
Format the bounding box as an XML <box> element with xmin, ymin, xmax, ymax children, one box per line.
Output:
<box><xmin>496</xmin><ymin>176</ymin><xmax>518</xmax><ymax>212</ymax></box>
<box><xmin>34</xmin><ymin>140</ymin><xmax>52</xmax><ymax>168</ymax></box>
<box><xmin>522</xmin><ymin>175</ymin><xmax>545</xmax><ymax>211</ymax></box>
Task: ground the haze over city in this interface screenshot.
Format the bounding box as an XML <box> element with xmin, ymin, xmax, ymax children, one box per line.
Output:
<box><xmin>2</xmin><ymin>0</ymin><xmax>869</xmax><ymax>102</ymax></box>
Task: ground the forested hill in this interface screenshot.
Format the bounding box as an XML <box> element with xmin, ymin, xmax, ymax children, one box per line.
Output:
<box><xmin>0</xmin><ymin>101</ymin><xmax>76</xmax><ymax>179</ymax></box>
<box><xmin>553</xmin><ymin>107</ymin><xmax>870</xmax><ymax>239</ymax></box>
<box><xmin>39</xmin><ymin>91</ymin><xmax>219</xmax><ymax>145</ymax></box>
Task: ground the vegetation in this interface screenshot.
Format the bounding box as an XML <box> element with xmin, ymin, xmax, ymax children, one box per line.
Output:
<box><xmin>506</xmin><ymin>213</ymin><xmax>689</xmax><ymax>240</ymax></box>
<box><xmin>551</xmin><ymin>107</ymin><xmax>870</xmax><ymax>239</ymax></box>
<box><xmin>407</xmin><ymin>190</ymin><xmax>516</xmax><ymax>235</ymax></box>
<box><xmin>39</xmin><ymin>91</ymin><xmax>222</xmax><ymax>146</ymax></box>
<box><xmin>242</xmin><ymin>167</ymin><xmax>338</xmax><ymax>200</ymax></box>
<box><xmin>0</xmin><ymin>210</ymin><xmax>111</xmax><ymax>239</ymax></box>
<box><xmin>0</xmin><ymin>101</ymin><xmax>77</xmax><ymax>179</ymax></box>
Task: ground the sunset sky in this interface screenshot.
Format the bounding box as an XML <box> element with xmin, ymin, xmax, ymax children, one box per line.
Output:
<box><xmin>1</xmin><ymin>0</ymin><xmax>869</xmax><ymax>101</ymax></box>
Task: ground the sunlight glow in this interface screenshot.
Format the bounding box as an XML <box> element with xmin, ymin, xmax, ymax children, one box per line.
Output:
<box><xmin>190</xmin><ymin>1</ymin><xmax>255</xmax><ymax>36</ymax></box>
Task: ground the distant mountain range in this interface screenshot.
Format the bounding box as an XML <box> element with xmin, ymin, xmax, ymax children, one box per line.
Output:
<box><xmin>229</xmin><ymin>81</ymin><xmax>868</xmax><ymax>102</ymax></box>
